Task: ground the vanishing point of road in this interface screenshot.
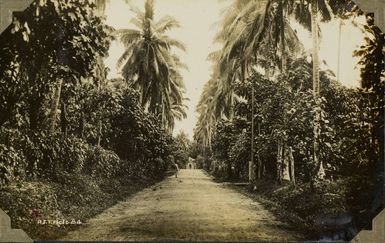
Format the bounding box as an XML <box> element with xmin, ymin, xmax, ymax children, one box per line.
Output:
<box><xmin>62</xmin><ymin>169</ymin><xmax>305</xmax><ymax>241</ymax></box>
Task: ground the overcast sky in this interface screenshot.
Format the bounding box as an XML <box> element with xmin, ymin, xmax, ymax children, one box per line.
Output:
<box><xmin>104</xmin><ymin>0</ymin><xmax>366</xmax><ymax>139</ymax></box>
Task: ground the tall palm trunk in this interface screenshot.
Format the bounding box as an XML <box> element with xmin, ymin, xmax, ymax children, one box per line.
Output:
<box><xmin>49</xmin><ymin>78</ymin><xmax>63</xmax><ymax>133</ymax></box>
<box><xmin>96</xmin><ymin>58</ymin><xmax>105</xmax><ymax>147</ymax></box>
<box><xmin>279</xmin><ymin>1</ymin><xmax>292</xmax><ymax>182</ymax></box>
<box><xmin>256</xmin><ymin>121</ymin><xmax>262</xmax><ymax>179</ymax></box>
<box><xmin>311</xmin><ymin>0</ymin><xmax>325</xmax><ymax>179</ymax></box>
<box><xmin>60</xmin><ymin>102</ymin><xmax>68</xmax><ymax>137</ymax></box>
<box><xmin>95</xmin><ymin>0</ymin><xmax>107</xmax><ymax>146</ymax></box>
<box><xmin>250</xmin><ymin>82</ymin><xmax>255</xmax><ymax>183</ymax></box>
<box><xmin>96</xmin><ymin>121</ymin><xmax>102</xmax><ymax>146</ymax></box>
<box><xmin>207</xmin><ymin>124</ymin><xmax>212</xmax><ymax>152</ymax></box>
<box><xmin>229</xmin><ymin>88</ymin><xmax>234</xmax><ymax>120</ymax></box>
<box><xmin>288</xmin><ymin>146</ymin><xmax>295</xmax><ymax>185</ymax></box>
<box><xmin>276</xmin><ymin>138</ymin><xmax>283</xmax><ymax>182</ymax></box>
<box><xmin>280</xmin><ymin>1</ymin><xmax>286</xmax><ymax>72</ymax></box>
<box><xmin>96</xmin><ymin>83</ymin><xmax>101</xmax><ymax>146</ymax></box>
<box><xmin>248</xmin><ymin>61</ymin><xmax>256</xmax><ymax>183</ymax></box>
<box><xmin>337</xmin><ymin>19</ymin><xmax>342</xmax><ymax>82</ymax></box>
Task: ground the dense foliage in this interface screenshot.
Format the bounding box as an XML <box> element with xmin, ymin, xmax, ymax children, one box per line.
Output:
<box><xmin>194</xmin><ymin>0</ymin><xmax>384</xmax><ymax>239</ymax></box>
<box><xmin>209</xmin><ymin>58</ymin><xmax>377</xmax><ymax>184</ymax></box>
<box><xmin>0</xmin><ymin>0</ymin><xmax>111</xmax><ymax>130</ymax></box>
<box><xmin>0</xmin><ymin>0</ymin><xmax>383</xmax><ymax>241</ymax></box>
<box><xmin>0</xmin><ymin>0</ymin><xmax>186</xmax><ymax>186</ymax></box>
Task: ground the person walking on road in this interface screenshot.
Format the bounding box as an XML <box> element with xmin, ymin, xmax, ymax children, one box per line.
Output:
<box><xmin>174</xmin><ymin>162</ymin><xmax>180</xmax><ymax>178</ymax></box>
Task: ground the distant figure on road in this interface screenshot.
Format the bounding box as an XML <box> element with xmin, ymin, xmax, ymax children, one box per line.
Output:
<box><xmin>174</xmin><ymin>163</ymin><xmax>180</xmax><ymax>178</ymax></box>
<box><xmin>186</xmin><ymin>157</ymin><xmax>197</xmax><ymax>170</ymax></box>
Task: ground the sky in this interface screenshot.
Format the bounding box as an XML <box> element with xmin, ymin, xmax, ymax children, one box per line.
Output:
<box><xmin>104</xmin><ymin>0</ymin><xmax>367</xmax><ymax>139</ymax></box>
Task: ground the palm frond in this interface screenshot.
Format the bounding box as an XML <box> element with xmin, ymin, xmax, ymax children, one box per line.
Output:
<box><xmin>117</xmin><ymin>0</ymin><xmax>187</xmax><ymax>131</ymax></box>
<box><xmin>155</xmin><ymin>15</ymin><xmax>181</xmax><ymax>33</ymax></box>
<box><xmin>130</xmin><ymin>18</ymin><xmax>143</xmax><ymax>29</ymax></box>
<box><xmin>118</xmin><ymin>29</ymin><xmax>142</xmax><ymax>48</ymax></box>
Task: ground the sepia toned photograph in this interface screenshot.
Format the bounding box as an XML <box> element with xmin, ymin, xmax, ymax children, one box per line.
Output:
<box><xmin>0</xmin><ymin>0</ymin><xmax>384</xmax><ymax>242</ymax></box>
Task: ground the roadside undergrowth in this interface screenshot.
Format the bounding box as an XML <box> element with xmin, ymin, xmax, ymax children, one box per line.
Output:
<box><xmin>0</xmin><ymin>173</ymin><xmax>162</xmax><ymax>240</ymax></box>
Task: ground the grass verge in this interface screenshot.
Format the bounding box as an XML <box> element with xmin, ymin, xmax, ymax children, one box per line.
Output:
<box><xmin>0</xmin><ymin>173</ymin><xmax>162</xmax><ymax>240</ymax></box>
<box><xmin>225</xmin><ymin>179</ymin><xmax>367</xmax><ymax>241</ymax></box>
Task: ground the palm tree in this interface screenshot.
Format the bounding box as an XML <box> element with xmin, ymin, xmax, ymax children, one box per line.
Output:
<box><xmin>288</xmin><ymin>0</ymin><xmax>341</xmax><ymax>180</ymax></box>
<box><xmin>211</xmin><ymin>0</ymin><xmax>303</xmax><ymax>182</ymax></box>
<box><xmin>163</xmin><ymin>100</ymin><xmax>188</xmax><ymax>134</ymax></box>
<box><xmin>256</xmin><ymin>0</ymin><xmax>304</xmax><ymax>182</ymax></box>
<box><xmin>159</xmin><ymin>54</ymin><xmax>188</xmax><ymax>133</ymax></box>
<box><xmin>116</xmin><ymin>0</ymin><xmax>187</xmax><ymax>132</ymax></box>
<box><xmin>214</xmin><ymin>0</ymin><xmax>301</xmax><ymax>78</ymax></box>
<box><xmin>195</xmin><ymin>77</ymin><xmax>220</xmax><ymax>150</ymax></box>
<box><xmin>337</xmin><ymin>18</ymin><xmax>343</xmax><ymax>83</ymax></box>
<box><xmin>209</xmin><ymin>0</ymin><xmax>267</xmax><ymax>183</ymax></box>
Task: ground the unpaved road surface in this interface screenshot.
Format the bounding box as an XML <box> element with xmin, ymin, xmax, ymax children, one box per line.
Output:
<box><xmin>62</xmin><ymin>169</ymin><xmax>305</xmax><ymax>241</ymax></box>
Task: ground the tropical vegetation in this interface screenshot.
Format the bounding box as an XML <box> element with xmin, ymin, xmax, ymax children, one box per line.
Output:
<box><xmin>194</xmin><ymin>0</ymin><xmax>384</xmax><ymax>239</ymax></box>
<box><xmin>115</xmin><ymin>0</ymin><xmax>187</xmax><ymax>132</ymax></box>
<box><xmin>0</xmin><ymin>0</ymin><xmax>188</xmax><ymax>239</ymax></box>
<box><xmin>0</xmin><ymin>0</ymin><xmax>383</xmax><ymax>241</ymax></box>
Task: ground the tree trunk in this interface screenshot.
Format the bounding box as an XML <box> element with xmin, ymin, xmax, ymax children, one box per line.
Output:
<box><xmin>288</xmin><ymin>146</ymin><xmax>296</xmax><ymax>186</ymax></box>
<box><xmin>249</xmin><ymin>160</ymin><xmax>254</xmax><ymax>183</ymax></box>
<box><xmin>250</xmin><ymin>74</ymin><xmax>255</xmax><ymax>183</ymax></box>
<box><xmin>229</xmin><ymin>89</ymin><xmax>234</xmax><ymax>121</ymax></box>
<box><xmin>96</xmin><ymin>74</ymin><xmax>102</xmax><ymax>146</ymax></box>
<box><xmin>337</xmin><ymin>19</ymin><xmax>342</xmax><ymax>83</ymax></box>
<box><xmin>208</xmin><ymin>125</ymin><xmax>212</xmax><ymax>152</ymax></box>
<box><xmin>96</xmin><ymin>120</ymin><xmax>102</xmax><ymax>146</ymax></box>
<box><xmin>280</xmin><ymin>0</ymin><xmax>286</xmax><ymax>72</ymax></box>
<box><xmin>311</xmin><ymin>0</ymin><xmax>325</xmax><ymax>180</ymax></box>
<box><xmin>49</xmin><ymin>78</ymin><xmax>63</xmax><ymax>133</ymax></box>
<box><xmin>262</xmin><ymin>159</ymin><xmax>266</xmax><ymax>177</ymax></box>
<box><xmin>227</xmin><ymin>163</ymin><xmax>232</xmax><ymax>180</ymax></box>
<box><xmin>60</xmin><ymin>102</ymin><xmax>68</xmax><ymax>137</ymax></box>
<box><xmin>257</xmin><ymin>122</ymin><xmax>262</xmax><ymax>179</ymax></box>
<box><xmin>276</xmin><ymin>139</ymin><xmax>282</xmax><ymax>182</ymax></box>
<box><xmin>279</xmin><ymin>2</ymin><xmax>292</xmax><ymax>182</ymax></box>
<box><xmin>257</xmin><ymin>153</ymin><xmax>262</xmax><ymax>179</ymax></box>
<box><xmin>282</xmin><ymin>142</ymin><xmax>291</xmax><ymax>181</ymax></box>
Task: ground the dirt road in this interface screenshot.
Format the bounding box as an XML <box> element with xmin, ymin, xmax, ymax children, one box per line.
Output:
<box><xmin>62</xmin><ymin>169</ymin><xmax>304</xmax><ymax>241</ymax></box>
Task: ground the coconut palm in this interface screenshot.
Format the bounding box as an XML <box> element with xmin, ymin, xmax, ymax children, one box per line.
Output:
<box><xmin>195</xmin><ymin>77</ymin><xmax>220</xmax><ymax>150</ymax></box>
<box><xmin>287</xmin><ymin>0</ymin><xmax>346</xmax><ymax>179</ymax></box>
<box><xmin>194</xmin><ymin>109</ymin><xmax>215</xmax><ymax>151</ymax></box>
<box><xmin>210</xmin><ymin>0</ymin><xmax>304</xmax><ymax>182</ymax></box>
<box><xmin>116</xmin><ymin>0</ymin><xmax>187</xmax><ymax>132</ymax></box>
<box><xmin>215</xmin><ymin>0</ymin><xmax>302</xmax><ymax>80</ymax></box>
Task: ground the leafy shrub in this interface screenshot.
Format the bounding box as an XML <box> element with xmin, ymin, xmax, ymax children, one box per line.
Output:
<box><xmin>0</xmin><ymin>144</ymin><xmax>26</xmax><ymax>184</ymax></box>
<box><xmin>83</xmin><ymin>146</ymin><xmax>121</xmax><ymax>178</ymax></box>
<box><xmin>0</xmin><ymin>128</ymin><xmax>35</xmax><ymax>183</ymax></box>
<box><xmin>0</xmin><ymin>128</ymin><xmax>91</xmax><ymax>183</ymax></box>
<box><xmin>0</xmin><ymin>181</ymin><xmax>61</xmax><ymax>236</ymax></box>
<box><xmin>252</xmin><ymin>179</ymin><xmax>351</xmax><ymax>236</ymax></box>
<box><xmin>36</xmin><ymin>135</ymin><xmax>89</xmax><ymax>178</ymax></box>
